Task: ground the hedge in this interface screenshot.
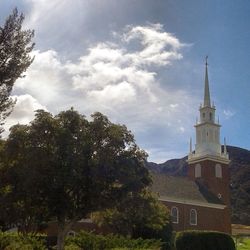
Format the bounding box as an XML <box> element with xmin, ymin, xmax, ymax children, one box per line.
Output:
<box><xmin>175</xmin><ymin>231</ymin><xmax>236</xmax><ymax>250</ymax></box>
<box><xmin>0</xmin><ymin>231</ymin><xmax>162</xmax><ymax>249</ymax></box>
<box><xmin>66</xmin><ymin>230</ymin><xmax>163</xmax><ymax>249</ymax></box>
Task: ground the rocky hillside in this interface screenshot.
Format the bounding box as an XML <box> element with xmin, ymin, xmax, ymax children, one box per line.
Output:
<box><xmin>147</xmin><ymin>146</ymin><xmax>250</xmax><ymax>225</ymax></box>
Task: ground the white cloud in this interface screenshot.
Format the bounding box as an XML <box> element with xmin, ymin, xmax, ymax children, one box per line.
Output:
<box><xmin>88</xmin><ymin>81</ymin><xmax>136</xmax><ymax>104</ymax></box>
<box><xmin>170</xmin><ymin>104</ymin><xmax>179</xmax><ymax>108</ymax></box>
<box><xmin>179</xmin><ymin>126</ymin><xmax>185</xmax><ymax>133</ymax></box>
<box><xmin>15</xmin><ymin>50</ymin><xmax>72</xmax><ymax>106</ymax></box>
<box><xmin>3</xmin><ymin>94</ymin><xmax>47</xmax><ymax>136</ymax></box>
<box><xmin>123</xmin><ymin>24</ymin><xmax>183</xmax><ymax>66</ymax></box>
<box><xmin>223</xmin><ymin>109</ymin><xmax>235</xmax><ymax>119</ymax></box>
<box><xmin>5</xmin><ymin>23</ymin><xmax>196</xmax><ymax>161</ymax></box>
<box><xmin>24</xmin><ymin>0</ymin><xmax>83</xmax><ymax>29</ymax></box>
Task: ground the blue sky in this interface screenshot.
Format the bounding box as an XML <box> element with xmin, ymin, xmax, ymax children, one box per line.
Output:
<box><xmin>1</xmin><ymin>0</ymin><xmax>250</xmax><ymax>162</ymax></box>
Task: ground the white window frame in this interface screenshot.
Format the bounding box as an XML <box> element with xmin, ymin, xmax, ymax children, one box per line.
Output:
<box><xmin>190</xmin><ymin>209</ymin><xmax>197</xmax><ymax>225</ymax></box>
<box><xmin>215</xmin><ymin>163</ymin><xmax>222</xmax><ymax>178</ymax></box>
<box><xmin>171</xmin><ymin>207</ymin><xmax>179</xmax><ymax>224</ymax></box>
<box><xmin>67</xmin><ymin>230</ymin><xmax>76</xmax><ymax>237</ymax></box>
<box><xmin>195</xmin><ymin>163</ymin><xmax>201</xmax><ymax>178</ymax></box>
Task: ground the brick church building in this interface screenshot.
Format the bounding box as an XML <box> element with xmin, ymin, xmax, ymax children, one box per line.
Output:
<box><xmin>152</xmin><ymin>59</ymin><xmax>231</xmax><ymax>234</ymax></box>
<box><xmin>42</xmin><ymin>59</ymin><xmax>232</xmax><ymax>237</ymax></box>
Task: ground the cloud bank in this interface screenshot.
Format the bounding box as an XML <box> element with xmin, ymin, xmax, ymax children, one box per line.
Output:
<box><xmin>6</xmin><ymin>23</ymin><xmax>195</xmax><ymax>162</ymax></box>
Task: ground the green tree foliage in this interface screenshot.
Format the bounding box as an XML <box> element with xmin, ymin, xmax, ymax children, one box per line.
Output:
<box><xmin>0</xmin><ymin>109</ymin><xmax>151</xmax><ymax>250</ymax></box>
<box><xmin>0</xmin><ymin>232</ymin><xmax>46</xmax><ymax>250</ymax></box>
<box><xmin>0</xmin><ymin>8</ymin><xmax>34</xmax><ymax>126</ymax></box>
<box><xmin>228</xmin><ymin>146</ymin><xmax>250</xmax><ymax>225</ymax></box>
<box><xmin>0</xmin><ymin>123</ymin><xmax>49</xmax><ymax>233</ymax></box>
<box><xmin>93</xmin><ymin>189</ymin><xmax>172</xmax><ymax>248</ymax></box>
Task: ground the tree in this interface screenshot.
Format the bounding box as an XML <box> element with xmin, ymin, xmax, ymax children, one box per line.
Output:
<box><xmin>0</xmin><ymin>8</ymin><xmax>34</xmax><ymax>127</ymax></box>
<box><xmin>0</xmin><ymin>109</ymin><xmax>151</xmax><ymax>250</ymax></box>
<box><xmin>0</xmin><ymin>123</ymin><xmax>51</xmax><ymax>233</ymax></box>
<box><xmin>93</xmin><ymin>189</ymin><xmax>172</xmax><ymax>245</ymax></box>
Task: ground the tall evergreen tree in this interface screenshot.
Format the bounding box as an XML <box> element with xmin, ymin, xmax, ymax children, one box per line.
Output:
<box><xmin>0</xmin><ymin>8</ymin><xmax>34</xmax><ymax>128</ymax></box>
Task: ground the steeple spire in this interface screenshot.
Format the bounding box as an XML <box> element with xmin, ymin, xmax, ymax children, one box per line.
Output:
<box><xmin>204</xmin><ymin>56</ymin><xmax>211</xmax><ymax>107</ymax></box>
<box><xmin>224</xmin><ymin>137</ymin><xmax>227</xmax><ymax>155</ymax></box>
<box><xmin>188</xmin><ymin>57</ymin><xmax>230</xmax><ymax>163</ymax></box>
<box><xmin>189</xmin><ymin>137</ymin><xmax>192</xmax><ymax>154</ymax></box>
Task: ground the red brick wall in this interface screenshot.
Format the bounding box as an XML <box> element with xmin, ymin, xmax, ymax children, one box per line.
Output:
<box><xmin>41</xmin><ymin>221</ymin><xmax>112</xmax><ymax>237</ymax></box>
<box><xmin>42</xmin><ymin>202</ymin><xmax>231</xmax><ymax>237</ymax></box>
<box><xmin>188</xmin><ymin>160</ymin><xmax>231</xmax><ymax>207</ymax></box>
<box><xmin>163</xmin><ymin>201</ymin><xmax>231</xmax><ymax>234</ymax></box>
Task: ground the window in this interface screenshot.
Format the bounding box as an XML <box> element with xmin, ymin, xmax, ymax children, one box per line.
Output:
<box><xmin>215</xmin><ymin>164</ymin><xmax>222</xmax><ymax>178</ymax></box>
<box><xmin>202</xmin><ymin>129</ymin><xmax>206</xmax><ymax>141</ymax></box>
<box><xmin>209</xmin><ymin>112</ymin><xmax>212</xmax><ymax>121</ymax></box>
<box><xmin>67</xmin><ymin>230</ymin><xmax>76</xmax><ymax>237</ymax></box>
<box><xmin>195</xmin><ymin>164</ymin><xmax>201</xmax><ymax>178</ymax></box>
<box><xmin>190</xmin><ymin>209</ymin><xmax>197</xmax><ymax>225</ymax></box>
<box><xmin>171</xmin><ymin>207</ymin><xmax>179</xmax><ymax>224</ymax></box>
<box><xmin>197</xmin><ymin>131</ymin><xmax>201</xmax><ymax>143</ymax></box>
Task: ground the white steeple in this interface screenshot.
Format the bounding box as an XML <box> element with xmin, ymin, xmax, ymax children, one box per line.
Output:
<box><xmin>188</xmin><ymin>58</ymin><xmax>229</xmax><ymax>164</ymax></box>
<box><xmin>189</xmin><ymin>137</ymin><xmax>192</xmax><ymax>155</ymax></box>
<box><xmin>204</xmin><ymin>56</ymin><xmax>211</xmax><ymax>107</ymax></box>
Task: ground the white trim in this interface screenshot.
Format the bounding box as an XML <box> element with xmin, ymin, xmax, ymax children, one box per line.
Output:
<box><xmin>195</xmin><ymin>121</ymin><xmax>219</xmax><ymax>127</ymax></box>
<box><xmin>190</xmin><ymin>209</ymin><xmax>197</xmax><ymax>225</ymax></box>
<box><xmin>187</xmin><ymin>154</ymin><xmax>230</xmax><ymax>165</ymax></box>
<box><xmin>195</xmin><ymin>163</ymin><xmax>201</xmax><ymax>177</ymax></box>
<box><xmin>171</xmin><ymin>206</ymin><xmax>179</xmax><ymax>224</ymax></box>
<box><xmin>215</xmin><ymin>163</ymin><xmax>222</xmax><ymax>178</ymax></box>
<box><xmin>159</xmin><ymin>197</ymin><xmax>226</xmax><ymax>209</ymax></box>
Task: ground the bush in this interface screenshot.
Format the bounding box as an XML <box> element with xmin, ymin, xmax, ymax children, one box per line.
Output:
<box><xmin>66</xmin><ymin>230</ymin><xmax>163</xmax><ymax>249</ymax></box>
<box><xmin>134</xmin><ymin>223</ymin><xmax>173</xmax><ymax>250</ymax></box>
<box><xmin>175</xmin><ymin>231</ymin><xmax>236</xmax><ymax>250</ymax></box>
<box><xmin>0</xmin><ymin>232</ymin><xmax>46</xmax><ymax>250</ymax></box>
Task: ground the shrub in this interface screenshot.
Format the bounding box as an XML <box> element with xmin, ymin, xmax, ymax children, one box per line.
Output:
<box><xmin>0</xmin><ymin>232</ymin><xmax>46</xmax><ymax>250</ymax></box>
<box><xmin>175</xmin><ymin>230</ymin><xmax>236</xmax><ymax>250</ymax></box>
<box><xmin>66</xmin><ymin>230</ymin><xmax>163</xmax><ymax>249</ymax></box>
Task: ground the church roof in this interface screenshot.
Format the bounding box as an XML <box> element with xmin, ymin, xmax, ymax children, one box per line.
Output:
<box><xmin>150</xmin><ymin>173</ymin><xmax>224</xmax><ymax>206</ymax></box>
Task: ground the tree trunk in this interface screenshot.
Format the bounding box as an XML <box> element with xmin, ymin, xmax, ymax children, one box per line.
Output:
<box><xmin>57</xmin><ymin>218</ymin><xmax>78</xmax><ymax>250</ymax></box>
<box><xmin>57</xmin><ymin>222</ymin><xmax>66</xmax><ymax>250</ymax></box>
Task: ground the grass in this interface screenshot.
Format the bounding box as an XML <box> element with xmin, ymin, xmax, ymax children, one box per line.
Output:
<box><xmin>235</xmin><ymin>237</ymin><xmax>250</xmax><ymax>250</ymax></box>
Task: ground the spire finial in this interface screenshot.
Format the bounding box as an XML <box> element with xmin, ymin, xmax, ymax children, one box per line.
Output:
<box><xmin>204</xmin><ymin>56</ymin><xmax>211</xmax><ymax>107</ymax></box>
<box><xmin>224</xmin><ymin>137</ymin><xmax>227</xmax><ymax>154</ymax></box>
<box><xmin>189</xmin><ymin>137</ymin><xmax>192</xmax><ymax>154</ymax></box>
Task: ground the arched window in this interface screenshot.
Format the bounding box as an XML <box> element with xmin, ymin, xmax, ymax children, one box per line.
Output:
<box><xmin>215</xmin><ymin>164</ymin><xmax>222</xmax><ymax>178</ymax></box>
<box><xmin>202</xmin><ymin>129</ymin><xmax>206</xmax><ymax>141</ymax></box>
<box><xmin>195</xmin><ymin>164</ymin><xmax>201</xmax><ymax>178</ymax></box>
<box><xmin>197</xmin><ymin>131</ymin><xmax>201</xmax><ymax>143</ymax></box>
<box><xmin>190</xmin><ymin>209</ymin><xmax>197</xmax><ymax>225</ymax></box>
<box><xmin>67</xmin><ymin>230</ymin><xmax>76</xmax><ymax>237</ymax></box>
<box><xmin>171</xmin><ymin>207</ymin><xmax>179</xmax><ymax>224</ymax></box>
<box><xmin>209</xmin><ymin>112</ymin><xmax>212</xmax><ymax>121</ymax></box>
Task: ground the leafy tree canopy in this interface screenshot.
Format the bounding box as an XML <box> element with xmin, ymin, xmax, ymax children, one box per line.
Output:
<box><xmin>0</xmin><ymin>109</ymin><xmax>151</xmax><ymax>250</ymax></box>
<box><xmin>93</xmin><ymin>188</ymin><xmax>171</xmax><ymax>244</ymax></box>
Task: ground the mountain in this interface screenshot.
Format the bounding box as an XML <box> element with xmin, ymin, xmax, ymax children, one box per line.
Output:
<box><xmin>147</xmin><ymin>145</ymin><xmax>250</xmax><ymax>225</ymax></box>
